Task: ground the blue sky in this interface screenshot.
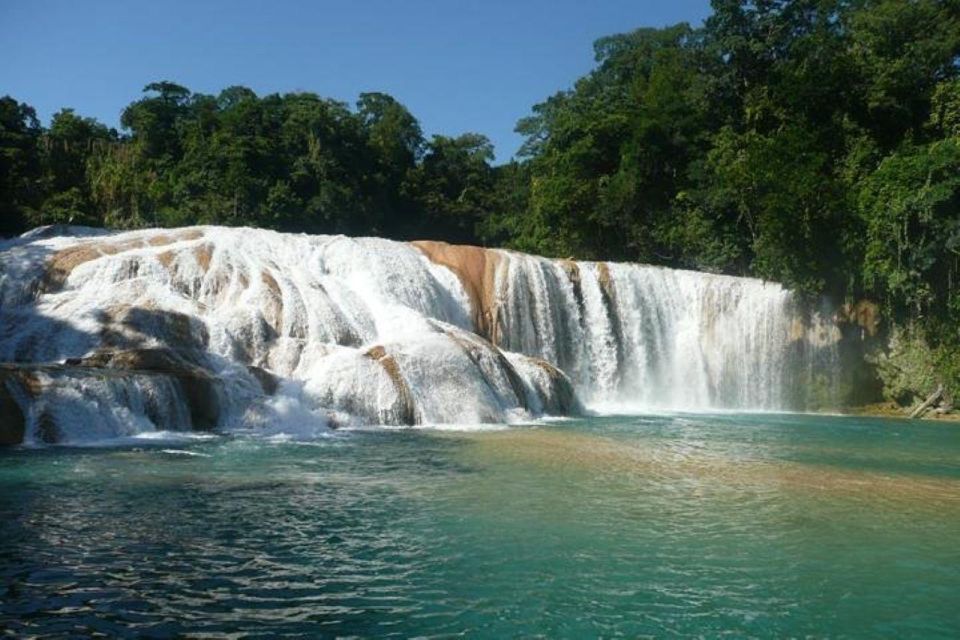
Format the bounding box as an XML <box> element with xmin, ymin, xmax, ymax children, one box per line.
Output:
<box><xmin>2</xmin><ymin>0</ymin><xmax>711</xmax><ymax>162</ymax></box>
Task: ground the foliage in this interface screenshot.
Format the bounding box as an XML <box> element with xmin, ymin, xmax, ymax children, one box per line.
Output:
<box><xmin>405</xmin><ymin>133</ymin><xmax>496</xmax><ymax>243</ymax></box>
<box><xmin>858</xmin><ymin>138</ymin><xmax>960</xmax><ymax>317</ymax></box>
<box><xmin>1</xmin><ymin>84</ymin><xmax>494</xmax><ymax>241</ymax></box>
<box><xmin>0</xmin><ymin>97</ymin><xmax>43</xmax><ymax>234</ymax></box>
<box><xmin>868</xmin><ymin>324</ymin><xmax>953</xmax><ymax>407</ymax></box>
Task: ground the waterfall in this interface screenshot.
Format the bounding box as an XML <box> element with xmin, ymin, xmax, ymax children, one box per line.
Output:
<box><xmin>0</xmin><ymin>226</ymin><xmax>841</xmax><ymax>444</ymax></box>
<box><xmin>469</xmin><ymin>250</ymin><xmax>837</xmax><ymax>411</ymax></box>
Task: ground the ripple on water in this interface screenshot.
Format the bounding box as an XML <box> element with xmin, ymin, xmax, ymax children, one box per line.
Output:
<box><xmin>1</xmin><ymin>414</ymin><xmax>959</xmax><ymax>637</ymax></box>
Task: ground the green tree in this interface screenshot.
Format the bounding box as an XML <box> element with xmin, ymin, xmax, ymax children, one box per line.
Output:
<box><xmin>703</xmin><ymin>125</ymin><xmax>851</xmax><ymax>295</ymax></box>
<box><xmin>859</xmin><ymin>139</ymin><xmax>960</xmax><ymax>317</ymax></box>
<box><xmin>121</xmin><ymin>81</ymin><xmax>192</xmax><ymax>161</ymax></box>
<box><xmin>847</xmin><ymin>0</ymin><xmax>960</xmax><ymax>148</ymax></box>
<box><xmin>0</xmin><ymin>97</ymin><xmax>42</xmax><ymax>235</ymax></box>
<box><xmin>357</xmin><ymin>92</ymin><xmax>423</xmax><ymax>236</ymax></box>
<box><xmin>40</xmin><ymin>108</ymin><xmax>115</xmax><ymax>225</ymax></box>
<box><xmin>407</xmin><ymin>133</ymin><xmax>495</xmax><ymax>242</ymax></box>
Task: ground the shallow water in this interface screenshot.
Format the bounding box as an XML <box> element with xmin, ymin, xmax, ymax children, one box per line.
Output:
<box><xmin>1</xmin><ymin>413</ymin><xmax>959</xmax><ymax>638</ymax></box>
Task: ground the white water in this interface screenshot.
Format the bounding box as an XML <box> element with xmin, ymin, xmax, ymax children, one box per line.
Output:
<box><xmin>0</xmin><ymin>226</ymin><xmax>840</xmax><ymax>443</ymax></box>
<box><xmin>491</xmin><ymin>253</ymin><xmax>837</xmax><ymax>409</ymax></box>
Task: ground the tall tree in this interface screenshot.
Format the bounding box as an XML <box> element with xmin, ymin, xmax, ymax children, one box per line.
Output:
<box><xmin>40</xmin><ymin>108</ymin><xmax>115</xmax><ymax>225</ymax></box>
<box><xmin>0</xmin><ymin>97</ymin><xmax>42</xmax><ymax>234</ymax></box>
<box><xmin>407</xmin><ymin>133</ymin><xmax>495</xmax><ymax>242</ymax></box>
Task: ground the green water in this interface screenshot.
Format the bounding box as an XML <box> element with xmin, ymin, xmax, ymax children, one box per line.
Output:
<box><xmin>1</xmin><ymin>413</ymin><xmax>959</xmax><ymax>638</ymax></box>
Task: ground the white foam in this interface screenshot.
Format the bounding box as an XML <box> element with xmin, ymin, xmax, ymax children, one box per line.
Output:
<box><xmin>0</xmin><ymin>225</ymin><xmax>841</xmax><ymax>443</ymax></box>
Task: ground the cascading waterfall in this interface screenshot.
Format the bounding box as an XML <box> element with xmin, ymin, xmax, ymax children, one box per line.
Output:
<box><xmin>0</xmin><ymin>225</ymin><xmax>842</xmax><ymax>444</ymax></box>
<box><xmin>485</xmin><ymin>252</ymin><xmax>835</xmax><ymax>410</ymax></box>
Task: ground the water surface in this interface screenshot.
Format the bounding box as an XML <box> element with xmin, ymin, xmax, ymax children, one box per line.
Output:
<box><xmin>2</xmin><ymin>413</ymin><xmax>959</xmax><ymax>637</ymax></box>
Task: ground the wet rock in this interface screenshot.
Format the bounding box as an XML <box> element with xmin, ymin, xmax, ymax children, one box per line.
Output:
<box><xmin>79</xmin><ymin>348</ymin><xmax>222</xmax><ymax>431</ymax></box>
<box><xmin>442</xmin><ymin>328</ymin><xmax>530</xmax><ymax>411</ymax></box>
<box><xmin>97</xmin><ymin>306</ymin><xmax>209</xmax><ymax>353</ymax></box>
<box><xmin>41</xmin><ymin>244</ymin><xmax>107</xmax><ymax>293</ymax></box>
<box><xmin>0</xmin><ymin>375</ymin><xmax>26</xmax><ymax>445</ymax></box>
<box><xmin>247</xmin><ymin>365</ymin><xmax>279</xmax><ymax>395</ymax></box>
<box><xmin>40</xmin><ymin>229</ymin><xmax>204</xmax><ymax>293</ymax></box>
<box><xmin>530</xmin><ymin>358</ymin><xmax>581</xmax><ymax>416</ymax></box>
<box><xmin>35</xmin><ymin>411</ymin><xmax>59</xmax><ymax>444</ymax></box>
<box><xmin>80</xmin><ymin>347</ymin><xmax>205</xmax><ymax>374</ymax></box>
<box><xmin>412</xmin><ymin>240</ymin><xmax>502</xmax><ymax>342</ymax></box>
<box><xmin>559</xmin><ymin>260</ymin><xmax>586</xmax><ymax>317</ymax></box>
<box><xmin>364</xmin><ymin>345</ymin><xmax>417</xmax><ymax>425</ymax></box>
<box><xmin>178</xmin><ymin>377</ymin><xmax>221</xmax><ymax>431</ymax></box>
<box><xmin>839</xmin><ymin>300</ymin><xmax>881</xmax><ymax>338</ymax></box>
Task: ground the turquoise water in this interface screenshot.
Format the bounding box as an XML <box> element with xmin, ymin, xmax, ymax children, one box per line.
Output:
<box><xmin>2</xmin><ymin>413</ymin><xmax>959</xmax><ymax>638</ymax></box>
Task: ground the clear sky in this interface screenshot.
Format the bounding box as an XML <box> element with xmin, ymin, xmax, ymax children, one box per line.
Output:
<box><xmin>2</xmin><ymin>0</ymin><xmax>711</xmax><ymax>162</ymax></box>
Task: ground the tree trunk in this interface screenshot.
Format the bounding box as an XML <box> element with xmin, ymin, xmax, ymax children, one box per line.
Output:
<box><xmin>909</xmin><ymin>384</ymin><xmax>944</xmax><ymax>419</ymax></box>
